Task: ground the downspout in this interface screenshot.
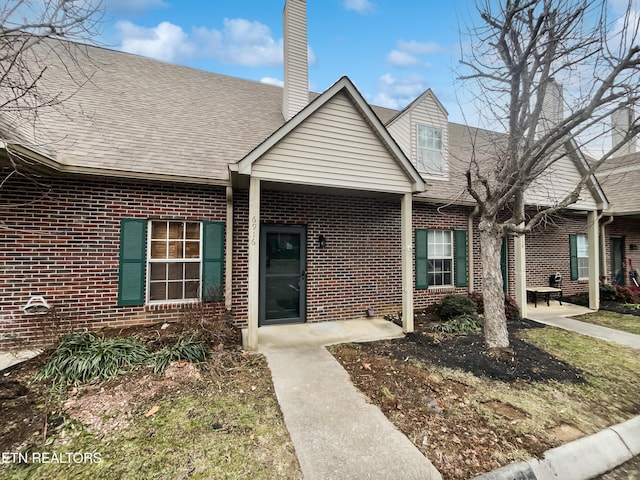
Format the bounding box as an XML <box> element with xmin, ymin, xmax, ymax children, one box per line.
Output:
<box><xmin>225</xmin><ymin>186</ymin><xmax>234</xmax><ymax>310</ymax></box>
<box><xmin>467</xmin><ymin>206</ymin><xmax>480</xmax><ymax>292</ymax></box>
<box><xmin>599</xmin><ymin>214</ymin><xmax>614</xmax><ymax>283</ymax></box>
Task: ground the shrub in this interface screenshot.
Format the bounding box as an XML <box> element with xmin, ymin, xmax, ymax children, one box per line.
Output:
<box><xmin>437</xmin><ymin>294</ymin><xmax>477</xmax><ymax>321</ymax></box>
<box><xmin>468</xmin><ymin>292</ymin><xmax>521</xmax><ymax>322</ymax></box>
<box><xmin>615</xmin><ymin>285</ymin><xmax>640</xmax><ymax>304</ymax></box>
<box><xmin>36</xmin><ymin>332</ymin><xmax>210</xmax><ymax>385</ymax></box>
<box><xmin>430</xmin><ymin>314</ymin><xmax>482</xmax><ymax>334</ymax></box>
<box><xmin>36</xmin><ymin>333</ymin><xmax>151</xmax><ymax>385</ymax></box>
<box><xmin>153</xmin><ymin>336</ymin><xmax>208</xmax><ymax>374</ymax></box>
<box><xmin>600</xmin><ymin>284</ymin><xmax>617</xmax><ymax>302</ymax></box>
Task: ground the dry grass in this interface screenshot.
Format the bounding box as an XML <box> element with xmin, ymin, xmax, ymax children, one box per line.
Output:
<box><xmin>572</xmin><ymin>310</ymin><xmax>640</xmax><ymax>335</ymax></box>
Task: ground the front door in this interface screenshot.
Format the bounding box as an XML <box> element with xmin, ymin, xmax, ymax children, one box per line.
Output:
<box><xmin>259</xmin><ymin>225</ymin><xmax>306</xmax><ymax>326</ymax></box>
<box><xmin>611</xmin><ymin>237</ymin><xmax>625</xmax><ymax>285</ymax></box>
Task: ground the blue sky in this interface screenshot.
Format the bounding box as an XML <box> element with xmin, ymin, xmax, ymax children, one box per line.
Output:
<box><xmin>100</xmin><ymin>0</ymin><xmax>474</xmax><ymax>123</ymax></box>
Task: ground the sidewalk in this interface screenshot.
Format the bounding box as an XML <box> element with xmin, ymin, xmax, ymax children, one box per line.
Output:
<box><xmin>253</xmin><ymin>318</ymin><xmax>442</xmax><ymax>480</ymax></box>
<box><xmin>525</xmin><ymin>302</ymin><xmax>640</xmax><ymax>349</ymax></box>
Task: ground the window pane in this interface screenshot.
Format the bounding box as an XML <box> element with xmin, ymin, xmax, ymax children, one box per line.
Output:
<box><xmin>150</xmin><ymin>241</ymin><xmax>166</xmax><ymax>259</ymax></box>
<box><xmin>167</xmin><ymin>282</ymin><xmax>183</xmax><ymax>300</ymax></box>
<box><xmin>185</xmin><ymin>241</ymin><xmax>200</xmax><ymax>258</ymax></box>
<box><xmin>169</xmin><ymin>222</ymin><xmax>183</xmax><ymax>240</ymax></box>
<box><xmin>151</xmin><ymin>222</ymin><xmax>167</xmax><ymax>240</ymax></box>
<box><xmin>168</xmin><ymin>241</ymin><xmax>183</xmax><ymax>259</ymax></box>
<box><xmin>149</xmin><ymin>282</ymin><xmax>166</xmax><ymax>301</ymax></box>
<box><xmin>167</xmin><ymin>263</ymin><xmax>184</xmax><ymax>280</ymax></box>
<box><xmin>185</xmin><ymin>281</ymin><xmax>199</xmax><ymax>298</ymax></box>
<box><xmin>185</xmin><ymin>263</ymin><xmax>200</xmax><ymax>280</ymax></box>
<box><xmin>186</xmin><ymin>223</ymin><xmax>200</xmax><ymax>240</ymax></box>
<box><xmin>150</xmin><ymin>263</ymin><xmax>166</xmax><ymax>280</ymax></box>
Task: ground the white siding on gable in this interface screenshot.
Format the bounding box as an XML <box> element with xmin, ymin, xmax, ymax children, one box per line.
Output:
<box><xmin>251</xmin><ymin>92</ymin><xmax>414</xmax><ymax>193</ymax></box>
<box><xmin>387</xmin><ymin>91</ymin><xmax>448</xmax><ymax>180</ymax></box>
<box><xmin>525</xmin><ymin>155</ymin><xmax>597</xmax><ymax>210</ymax></box>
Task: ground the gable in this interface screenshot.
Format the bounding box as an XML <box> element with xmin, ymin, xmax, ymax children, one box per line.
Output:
<box><xmin>239</xmin><ymin>78</ymin><xmax>425</xmax><ymax>194</ymax></box>
<box><xmin>525</xmin><ymin>153</ymin><xmax>599</xmax><ymax>210</ymax></box>
<box><xmin>387</xmin><ymin>89</ymin><xmax>449</xmax><ymax>179</ymax></box>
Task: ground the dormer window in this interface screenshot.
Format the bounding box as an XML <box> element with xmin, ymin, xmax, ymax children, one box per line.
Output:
<box><xmin>417</xmin><ymin>125</ymin><xmax>443</xmax><ymax>174</ymax></box>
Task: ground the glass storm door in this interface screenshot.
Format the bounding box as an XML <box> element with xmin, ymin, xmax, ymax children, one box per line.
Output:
<box><xmin>259</xmin><ymin>225</ymin><xmax>306</xmax><ymax>326</ymax></box>
<box><xmin>611</xmin><ymin>237</ymin><xmax>625</xmax><ymax>285</ymax></box>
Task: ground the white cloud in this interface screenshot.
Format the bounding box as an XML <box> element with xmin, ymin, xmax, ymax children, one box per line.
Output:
<box><xmin>117</xmin><ymin>17</ymin><xmax>291</xmax><ymax>67</ymax></box>
<box><xmin>387</xmin><ymin>50</ymin><xmax>422</xmax><ymax>67</ymax></box>
<box><xmin>387</xmin><ymin>40</ymin><xmax>443</xmax><ymax>68</ymax></box>
<box><xmin>370</xmin><ymin>73</ymin><xmax>426</xmax><ymax>109</ymax></box>
<box><xmin>344</xmin><ymin>0</ymin><xmax>375</xmax><ymax>14</ymax></box>
<box><xmin>104</xmin><ymin>0</ymin><xmax>168</xmax><ymax>18</ymax></box>
<box><xmin>260</xmin><ymin>77</ymin><xmax>284</xmax><ymax>87</ymax></box>
<box><xmin>396</xmin><ymin>40</ymin><xmax>442</xmax><ymax>56</ymax></box>
<box><xmin>116</xmin><ymin>21</ymin><xmax>195</xmax><ymax>62</ymax></box>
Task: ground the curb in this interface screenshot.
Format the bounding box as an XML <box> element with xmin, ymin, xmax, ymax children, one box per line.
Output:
<box><xmin>471</xmin><ymin>416</ymin><xmax>639</xmax><ymax>480</ymax></box>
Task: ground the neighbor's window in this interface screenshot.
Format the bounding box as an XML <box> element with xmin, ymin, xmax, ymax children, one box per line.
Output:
<box><xmin>417</xmin><ymin>124</ymin><xmax>443</xmax><ymax>174</ymax></box>
<box><xmin>577</xmin><ymin>234</ymin><xmax>589</xmax><ymax>279</ymax></box>
<box><xmin>428</xmin><ymin>230</ymin><xmax>453</xmax><ymax>286</ymax></box>
<box><xmin>148</xmin><ymin>221</ymin><xmax>201</xmax><ymax>301</ymax></box>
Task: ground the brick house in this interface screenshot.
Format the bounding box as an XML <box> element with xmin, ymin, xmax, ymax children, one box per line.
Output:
<box><xmin>1</xmin><ymin>0</ymin><xmax>609</xmax><ymax>347</ymax></box>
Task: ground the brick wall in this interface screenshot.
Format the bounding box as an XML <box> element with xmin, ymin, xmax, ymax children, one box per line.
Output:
<box><xmin>524</xmin><ymin>213</ymin><xmax>590</xmax><ymax>295</ymax></box>
<box><xmin>0</xmin><ymin>174</ymin><xmax>226</xmax><ymax>346</ymax></box>
<box><xmin>412</xmin><ymin>202</ymin><xmax>481</xmax><ymax>307</ymax></box>
<box><xmin>231</xmin><ymin>190</ymin><xmax>404</xmax><ymax>325</ymax></box>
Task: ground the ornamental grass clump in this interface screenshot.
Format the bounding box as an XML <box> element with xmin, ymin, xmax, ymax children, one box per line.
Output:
<box><xmin>36</xmin><ymin>332</ymin><xmax>210</xmax><ymax>386</ymax></box>
<box><xmin>35</xmin><ymin>333</ymin><xmax>151</xmax><ymax>385</ymax></box>
<box><xmin>430</xmin><ymin>313</ymin><xmax>482</xmax><ymax>335</ymax></box>
<box><xmin>152</xmin><ymin>336</ymin><xmax>208</xmax><ymax>374</ymax></box>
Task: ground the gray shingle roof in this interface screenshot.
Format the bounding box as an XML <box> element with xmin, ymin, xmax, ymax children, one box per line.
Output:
<box><xmin>597</xmin><ymin>152</ymin><xmax>640</xmax><ymax>214</ymax></box>
<box><xmin>1</xmin><ymin>40</ymin><xmax>288</xmax><ymax>183</ymax></box>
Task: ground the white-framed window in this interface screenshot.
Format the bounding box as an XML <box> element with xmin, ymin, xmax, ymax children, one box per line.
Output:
<box><xmin>417</xmin><ymin>124</ymin><xmax>443</xmax><ymax>174</ymax></box>
<box><xmin>576</xmin><ymin>234</ymin><xmax>589</xmax><ymax>279</ymax></box>
<box><xmin>428</xmin><ymin>230</ymin><xmax>453</xmax><ymax>287</ymax></box>
<box><xmin>148</xmin><ymin>221</ymin><xmax>201</xmax><ymax>302</ymax></box>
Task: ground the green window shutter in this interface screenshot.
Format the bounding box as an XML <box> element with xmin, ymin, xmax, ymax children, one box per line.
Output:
<box><xmin>202</xmin><ymin>221</ymin><xmax>225</xmax><ymax>301</ymax></box>
<box><xmin>501</xmin><ymin>237</ymin><xmax>508</xmax><ymax>293</ymax></box>
<box><xmin>569</xmin><ymin>234</ymin><xmax>579</xmax><ymax>281</ymax></box>
<box><xmin>454</xmin><ymin>230</ymin><xmax>468</xmax><ymax>287</ymax></box>
<box><xmin>118</xmin><ymin>219</ymin><xmax>147</xmax><ymax>306</ymax></box>
<box><xmin>415</xmin><ymin>229</ymin><xmax>429</xmax><ymax>289</ymax></box>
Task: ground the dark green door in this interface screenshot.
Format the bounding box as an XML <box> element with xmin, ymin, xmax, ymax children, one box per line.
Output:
<box><xmin>611</xmin><ymin>237</ymin><xmax>625</xmax><ymax>285</ymax></box>
<box><xmin>259</xmin><ymin>225</ymin><xmax>306</xmax><ymax>326</ymax></box>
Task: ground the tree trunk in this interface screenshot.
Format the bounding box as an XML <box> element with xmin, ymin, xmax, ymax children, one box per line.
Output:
<box><xmin>478</xmin><ymin>218</ymin><xmax>510</xmax><ymax>349</ymax></box>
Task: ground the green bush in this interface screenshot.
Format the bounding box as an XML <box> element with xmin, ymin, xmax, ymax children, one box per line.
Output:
<box><xmin>153</xmin><ymin>336</ymin><xmax>208</xmax><ymax>374</ymax></box>
<box><xmin>437</xmin><ymin>294</ymin><xmax>477</xmax><ymax>320</ymax></box>
<box><xmin>35</xmin><ymin>333</ymin><xmax>151</xmax><ymax>385</ymax></box>
<box><xmin>430</xmin><ymin>313</ymin><xmax>482</xmax><ymax>334</ymax></box>
<box><xmin>600</xmin><ymin>283</ymin><xmax>617</xmax><ymax>302</ymax></box>
<box><xmin>468</xmin><ymin>292</ymin><xmax>521</xmax><ymax>321</ymax></box>
<box><xmin>36</xmin><ymin>332</ymin><xmax>210</xmax><ymax>386</ymax></box>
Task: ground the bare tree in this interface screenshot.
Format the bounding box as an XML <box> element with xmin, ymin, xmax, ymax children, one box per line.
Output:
<box><xmin>458</xmin><ymin>0</ymin><xmax>640</xmax><ymax>350</ymax></box>
<box><xmin>0</xmin><ymin>0</ymin><xmax>103</xmax><ymax>188</ymax></box>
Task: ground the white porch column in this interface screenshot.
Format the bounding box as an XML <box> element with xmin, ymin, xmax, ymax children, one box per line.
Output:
<box><xmin>588</xmin><ymin>210</ymin><xmax>600</xmax><ymax>310</ymax></box>
<box><xmin>514</xmin><ymin>230</ymin><xmax>528</xmax><ymax>318</ymax></box>
<box><xmin>247</xmin><ymin>177</ymin><xmax>261</xmax><ymax>350</ymax></box>
<box><xmin>401</xmin><ymin>193</ymin><xmax>414</xmax><ymax>333</ymax></box>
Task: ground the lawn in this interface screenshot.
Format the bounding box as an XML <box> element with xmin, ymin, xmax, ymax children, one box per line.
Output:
<box><xmin>330</xmin><ymin>316</ymin><xmax>640</xmax><ymax>480</ymax></box>
<box><xmin>0</xmin><ymin>321</ymin><xmax>302</xmax><ymax>480</ymax></box>
<box><xmin>572</xmin><ymin>310</ymin><xmax>640</xmax><ymax>335</ymax></box>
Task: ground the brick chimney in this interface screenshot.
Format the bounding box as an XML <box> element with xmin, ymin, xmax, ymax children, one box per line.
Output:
<box><xmin>282</xmin><ymin>0</ymin><xmax>308</xmax><ymax>121</ymax></box>
<box><xmin>612</xmin><ymin>107</ymin><xmax>637</xmax><ymax>156</ymax></box>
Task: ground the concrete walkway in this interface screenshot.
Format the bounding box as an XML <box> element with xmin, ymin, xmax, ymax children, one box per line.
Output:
<box><xmin>253</xmin><ymin>319</ymin><xmax>442</xmax><ymax>480</ymax></box>
<box><xmin>525</xmin><ymin>302</ymin><xmax>640</xmax><ymax>349</ymax></box>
